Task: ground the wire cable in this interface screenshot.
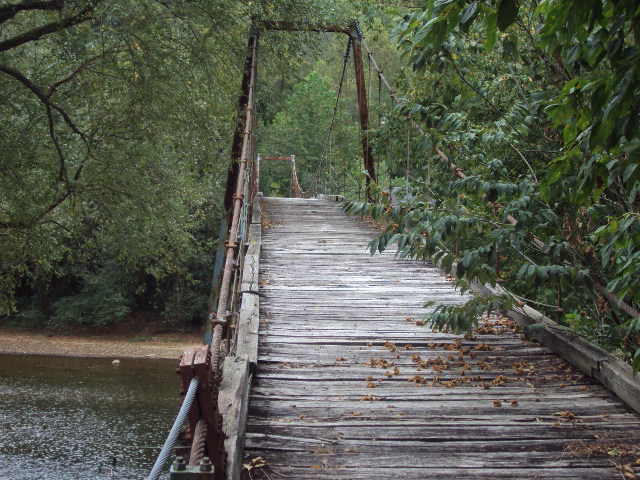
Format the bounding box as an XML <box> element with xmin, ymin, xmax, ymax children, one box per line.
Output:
<box><xmin>316</xmin><ymin>37</ymin><xmax>352</xmax><ymax>190</ymax></box>
<box><xmin>147</xmin><ymin>376</ymin><xmax>199</xmax><ymax>480</ymax></box>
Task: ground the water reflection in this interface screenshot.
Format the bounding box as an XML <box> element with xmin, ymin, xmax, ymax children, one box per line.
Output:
<box><xmin>0</xmin><ymin>354</ymin><xmax>180</xmax><ymax>479</ymax></box>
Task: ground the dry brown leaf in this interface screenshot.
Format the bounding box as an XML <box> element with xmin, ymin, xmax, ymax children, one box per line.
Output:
<box><xmin>554</xmin><ymin>411</ymin><xmax>575</xmax><ymax>419</ymax></box>
<box><xmin>614</xmin><ymin>464</ymin><xmax>636</xmax><ymax>479</ymax></box>
<box><xmin>360</xmin><ymin>394</ymin><xmax>378</xmax><ymax>402</ymax></box>
<box><xmin>242</xmin><ymin>457</ymin><xmax>268</xmax><ymax>472</ymax></box>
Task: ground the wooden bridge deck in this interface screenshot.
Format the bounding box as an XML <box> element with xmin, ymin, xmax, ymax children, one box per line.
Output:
<box><xmin>242</xmin><ymin>197</ymin><xmax>640</xmax><ymax>479</ymax></box>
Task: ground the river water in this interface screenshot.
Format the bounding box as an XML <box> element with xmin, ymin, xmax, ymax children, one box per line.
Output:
<box><xmin>0</xmin><ymin>354</ymin><xmax>180</xmax><ymax>479</ymax></box>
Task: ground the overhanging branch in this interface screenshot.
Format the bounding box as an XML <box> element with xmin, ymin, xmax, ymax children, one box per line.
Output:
<box><xmin>0</xmin><ymin>0</ymin><xmax>65</xmax><ymax>25</ymax></box>
<box><xmin>0</xmin><ymin>1</ymin><xmax>96</xmax><ymax>53</ymax></box>
<box><xmin>0</xmin><ymin>63</ymin><xmax>87</xmax><ymax>140</ymax></box>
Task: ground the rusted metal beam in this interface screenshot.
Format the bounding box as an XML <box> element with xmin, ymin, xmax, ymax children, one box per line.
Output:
<box><xmin>215</xmin><ymin>30</ymin><xmax>258</xmax><ymax>328</ymax></box>
<box><xmin>261</xmin><ymin>156</ymin><xmax>291</xmax><ymax>160</ymax></box>
<box><xmin>352</xmin><ymin>27</ymin><xmax>376</xmax><ymax>200</ymax></box>
<box><xmin>192</xmin><ymin>346</ymin><xmax>225</xmax><ymax>475</ymax></box>
<box><xmin>224</xmin><ymin>35</ymin><xmax>255</xmax><ymax>211</ymax></box>
<box><xmin>206</xmin><ymin>30</ymin><xmax>258</xmax><ymax>345</ymax></box>
<box><xmin>260</xmin><ymin>20</ymin><xmax>350</xmax><ymax>35</ymax></box>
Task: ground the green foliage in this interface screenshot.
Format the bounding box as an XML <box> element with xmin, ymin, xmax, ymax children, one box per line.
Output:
<box><xmin>426</xmin><ymin>292</ymin><xmax>515</xmax><ymax>333</ymax></box>
<box><xmin>0</xmin><ymin>0</ymin><xmax>374</xmax><ymax>329</ymax></box>
<box><xmin>341</xmin><ymin>0</ymin><xmax>640</xmax><ymax>369</ymax></box>
<box><xmin>49</xmin><ymin>262</ymin><xmax>134</xmax><ymax>328</ymax></box>
<box><xmin>0</xmin><ymin>0</ymin><xmax>248</xmax><ymax>327</ymax></box>
<box><xmin>259</xmin><ymin>70</ymin><xmax>360</xmax><ymax>196</ymax></box>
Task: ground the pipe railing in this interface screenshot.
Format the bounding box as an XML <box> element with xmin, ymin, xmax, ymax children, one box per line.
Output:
<box><xmin>148</xmin><ymin>27</ymin><xmax>260</xmax><ymax>480</ymax></box>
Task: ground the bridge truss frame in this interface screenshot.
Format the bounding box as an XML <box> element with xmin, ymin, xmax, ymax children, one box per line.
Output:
<box><xmin>154</xmin><ymin>18</ymin><xmax>386</xmax><ymax>480</ymax></box>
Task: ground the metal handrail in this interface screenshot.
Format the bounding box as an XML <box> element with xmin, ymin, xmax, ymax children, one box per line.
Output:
<box><xmin>149</xmin><ymin>28</ymin><xmax>260</xmax><ymax>480</ymax></box>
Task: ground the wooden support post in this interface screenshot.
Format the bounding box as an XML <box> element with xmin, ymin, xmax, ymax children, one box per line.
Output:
<box><xmin>351</xmin><ymin>28</ymin><xmax>376</xmax><ymax>200</ymax></box>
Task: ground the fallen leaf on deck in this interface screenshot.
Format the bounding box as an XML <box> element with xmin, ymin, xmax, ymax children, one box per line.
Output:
<box><xmin>554</xmin><ymin>411</ymin><xmax>575</xmax><ymax>419</ymax></box>
<box><xmin>242</xmin><ymin>457</ymin><xmax>268</xmax><ymax>473</ymax></box>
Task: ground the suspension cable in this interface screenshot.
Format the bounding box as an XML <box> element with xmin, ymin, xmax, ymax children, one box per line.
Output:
<box><xmin>316</xmin><ymin>37</ymin><xmax>352</xmax><ymax>191</ymax></box>
<box><xmin>147</xmin><ymin>377</ymin><xmax>199</xmax><ymax>480</ymax></box>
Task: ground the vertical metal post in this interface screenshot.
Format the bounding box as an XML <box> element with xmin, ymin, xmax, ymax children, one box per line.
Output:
<box><xmin>291</xmin><ymin>155</ymin><xmax>297</xmax><ymax>197</ymax></box>
<box><xmin>493</xmin><ymin>203</ymin><xmax>500</xmax><ymax>282</ymax></box>
<box><xmin>290</xmin><ymin>157</ymin><xmax>294</xmax><ymax>198</ymax></box>
<box><xmin>406</xmin><ymin>124</ymin><xmax>410</xmax><ymax>198</ymax></box>
<box><xmin>556</xmin><ymin>277</ymin><xmax>563</xmax><ymax>322</ymax></box>
<box><xmin>352</xmin><ymin>22</ymin><xmax>376</xmax><ymax>200</ymax></box>
<box><xmin>256</xmin><ymin>155</ymin><xmax>261</xmax><ymax>194</ymax></box>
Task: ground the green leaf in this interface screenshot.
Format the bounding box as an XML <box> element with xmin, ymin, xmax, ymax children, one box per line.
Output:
<box><xmin>434</xmin><ymin>0</ymin><xmax>456</xmax><ymax>9</ymax></box>
<box><xmin>623</xmin><ymin>164</ymin><xmax>638</xmax><ymax>183</ymax></box>
<box><xmin>483</xmin><ymin>13</ymin><xmax>498</xmax><ymax>52</ymax></box>
<box><xmin>565</xmin><ymin>44</ymin><xmax>580</xmax><ymax>66</ymax></box>
<box><xmin>459</xmin><ymin>2</ymin><xmax>478</xmax><ymax>30</ymax></box>
<box><xmin>502</xmin><ymin>38</ymin><xmax>516</xmax><ymax>59</ymax></box>
<box><xmin>413</xmin><ymin>18</ymin><xmax>439</xmax><ymax>46</ymax></box>
<box><xmin>496</xmin><ymin>0</ymin><xmax>519</xmax><ymax>31</ymax></box>
<box><xmin>588</xmin><ymin>0</ymin><xmax>602</xmax><ymax>32</ymax></box>
<box><xmin>591</xmin><ymin>83</ymin><xmax>608</xmax><ymax>113</ymax></box>
<box><xmin>369</xmin><ymin>237</ymin><xmax>379</xmax><ymax>256</ymax></box>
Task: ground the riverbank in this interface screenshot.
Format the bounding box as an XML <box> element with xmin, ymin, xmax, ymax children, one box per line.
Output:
<box><xmin>0</xmin><ymin>328</ymin><xmax>203</xmax><ymax>360</ymax></box>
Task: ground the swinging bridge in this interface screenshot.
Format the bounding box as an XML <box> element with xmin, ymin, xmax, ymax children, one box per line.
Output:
<box><xmin>147</xmin><ymin>21</ymin><xmax>640</xmax><ymax>480</ymax></box>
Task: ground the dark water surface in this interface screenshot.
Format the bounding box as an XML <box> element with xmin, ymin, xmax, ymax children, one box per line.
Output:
<box><xmin>0</xmin><ymin>354</ymin><xmax>180</xmax><ymax>479</ymax></box>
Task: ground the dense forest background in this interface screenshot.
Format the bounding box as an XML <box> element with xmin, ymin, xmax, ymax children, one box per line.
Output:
<box><xmin>0</xmin><ymin>0</ymin><xmax>367</xmax><ymax>329</ymax></box>
<box><xmin>1</xmin><ymin>0</ymin><xmax>638</xmax><ymax>369</ymax></box>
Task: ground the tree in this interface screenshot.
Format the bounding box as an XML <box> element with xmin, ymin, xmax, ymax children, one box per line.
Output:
<box><xmin>0</xmin><ymin>0</ymin><xmax>251</xmax><ymax>325</ymax></box>
<box><xmin>0</xmin><ymin>0</ymin><xmax>368</xmax><ymax>327</ymax></box>
<box><xmin>345</xmin><ymin>0</ymin><xmax>640</xmax><ymax>371</ymax></box>
<box><xmin>259</xmin><ymin>70</ymin><xmax>360</xmax><ymax>196</ymax></box>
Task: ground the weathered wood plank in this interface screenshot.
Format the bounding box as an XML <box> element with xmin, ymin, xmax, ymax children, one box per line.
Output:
<box><xmin>240</xmin><ymin>197</ymin><xmax>640</xmax><ymax>480</ymax></box>
<box><xmin>219</xmin><ymin>355</ymin><xmax>251</xmax><ymax>480</ymax></box>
